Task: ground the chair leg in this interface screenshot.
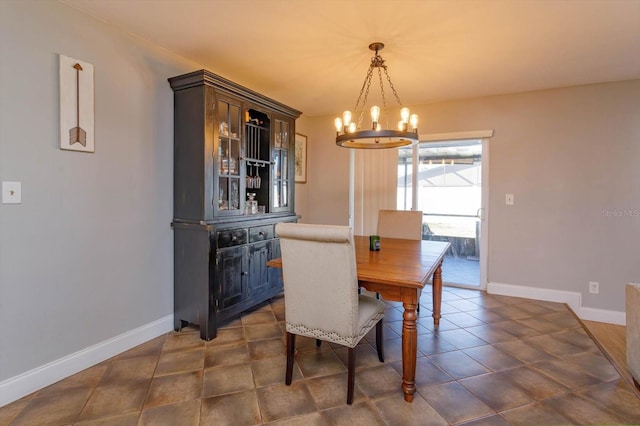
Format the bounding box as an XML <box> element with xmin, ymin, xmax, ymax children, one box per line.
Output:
<box><xmin>375</xmin><ymin>320</ymin><xmax>384</xmax><ymax>362</ymax></box>
<box><xmin>347</xmin><ymin>347</ymin><xmax>355</xmax><ymax>405</ymax></box>
<box><xmin>286</xmin><ymin>332</ymin><xmax>295</xmax><ymax>385</ymax></box>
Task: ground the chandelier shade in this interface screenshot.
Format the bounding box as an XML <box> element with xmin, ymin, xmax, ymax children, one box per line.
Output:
<box><xmin>335</xmin><ymin>42</ymin><xmax>418</xmax><ymax>149</ymax></box>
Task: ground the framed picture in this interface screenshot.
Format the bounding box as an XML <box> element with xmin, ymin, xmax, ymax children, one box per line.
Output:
<box><xmin>295</xmin><ymin>133</ymin><xmax>307</xmax><ymax>183</ymax></box>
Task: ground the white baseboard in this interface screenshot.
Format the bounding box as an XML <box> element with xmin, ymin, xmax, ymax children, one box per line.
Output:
<box><xmin>579</xmin><ymin>307</ymin><xmax>626</xmax><ymax>325</ymax></box>
<box><xmin>487</xmin><ymin>282</ymin><xmax>626</xmax><ymax>326</ymax></box>
<box><xmin>0</xmin><ymin>315</ymin><xmax>173</xmax><ymax>408</ymax></box>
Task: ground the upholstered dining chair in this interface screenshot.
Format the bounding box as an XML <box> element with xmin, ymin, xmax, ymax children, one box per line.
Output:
<box><xmin>275</xmin><ymin>222</ymin><xmax>385</xmax><ymax>405</ymax></box>
<box><xmin>377</xmin><ymin>209</ymin><xmax>423</xmax><ymax>241</ymax></box>
<box><xmin>376</xmin><ymin>209</ymin><xmax>424</xmax><ymax>309</ymax></box>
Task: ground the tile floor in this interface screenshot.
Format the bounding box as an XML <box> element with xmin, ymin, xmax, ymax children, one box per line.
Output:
<box><xmin>2</xmin><ymin>288</ymin><xmax>639</xmax><ymax>425</ymax></box>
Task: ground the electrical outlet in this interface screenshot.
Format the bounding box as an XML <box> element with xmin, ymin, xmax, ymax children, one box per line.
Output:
<box><xmin>589</xmin><ymin>281</ymin><xmax>599</xmax><ymax>294</ymax></box>
<box><xmin>2</xmin><ymin>181</ymin><xmax>21</xmax><ymax>204</ymax></box>
<box><xmin>505</xmin><ymin>194</ymin><xmax>514</xmax><ymax>205</ymax></box>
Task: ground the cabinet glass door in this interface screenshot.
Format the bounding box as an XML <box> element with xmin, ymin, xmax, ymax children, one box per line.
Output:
<box><xmin>217</xmin><ymin>99</ymin><xmax>242</xmax><ymax>213</ymax></box>
<box><xmin>272</xmin><ymin>119</ymin><xmax>290</xmax><ymax>210</ymax></box>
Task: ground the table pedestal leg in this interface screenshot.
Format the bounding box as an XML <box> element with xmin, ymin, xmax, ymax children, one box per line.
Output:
<box><xmin>432</xmin><ymin>261</ymin><xmax>443</xmax><ymax>326</ymax></box>
<box><xmin>401</xmin><ymin>300</ymin><xmax>418</xmax><ymax>402</ymax></box>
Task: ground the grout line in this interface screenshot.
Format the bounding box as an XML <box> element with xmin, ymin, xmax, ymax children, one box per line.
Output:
<box><xmin>137</xmin><ymin>334</ymin><xmax>167</xmax><ymax>423</ymax></box>
<box><xmin>70</xmin><ymin>367</ymin><xmax>103</xmax><ymax>424</ymax></box>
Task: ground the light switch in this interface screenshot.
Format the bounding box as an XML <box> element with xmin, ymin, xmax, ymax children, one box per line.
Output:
<box><xmin>505</xmin><ymin>193</ymin><xmax>514</xmax><ymax>206</ymax></box>
<box><xmin>2</xmin><ymin>181</ymin><xmax>22</xmax><ymax>204</ymax></box>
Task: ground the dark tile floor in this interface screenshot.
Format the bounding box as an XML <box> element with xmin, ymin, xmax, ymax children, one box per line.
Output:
<box><xmin>2</xmin><ymin>288</ymin><xmax>639</xmax><ymax>425</ymax></box>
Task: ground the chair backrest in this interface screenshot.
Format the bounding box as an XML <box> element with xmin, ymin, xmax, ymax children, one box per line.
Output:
<box><xmin>275</xmin><ymin>223</ymin><xmax>359</xmax><ymax>345</ymax></box>
<box><xmin>377</xmin><ymin>209</ymin><xmax>423</xmax><ymax>240</ymax></box>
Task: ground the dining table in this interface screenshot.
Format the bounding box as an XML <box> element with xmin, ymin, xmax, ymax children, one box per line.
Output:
<box><xmin>267</xmin><ymin>235</ymin><xmax>450</xmax><ymax>403</ymax></box>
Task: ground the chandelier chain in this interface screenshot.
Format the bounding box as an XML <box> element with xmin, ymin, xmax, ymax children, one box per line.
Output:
<box><xmin>354</xmin><ymin>65</ymin><xmax>374</xmax><ymax>129</ymax></box>
<box><xmin>383</xmin><ymin>66</ymin><xmax>403</xmax><ymax>106</ymax></box>
<box><xmin>377</xmin><ymin>66</ymin><xmax>389</xmax><ymax>128</ymax></box>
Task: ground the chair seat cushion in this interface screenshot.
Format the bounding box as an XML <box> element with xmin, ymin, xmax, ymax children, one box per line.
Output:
<box><xmin>286</xmin><ymin>295</ymin><xmax>384</xmax><ymax>348</ymax></box>
<box><xmin>355</xmin><ymin>295</ymin><xmax>386</xmax><ymax>347</ymax></box>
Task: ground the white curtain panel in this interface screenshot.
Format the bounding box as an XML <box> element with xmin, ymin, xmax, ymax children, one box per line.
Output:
<box><xmin>353</xmin><ymin>148</ymin><xmax>398</xmax><ymax>236</ymax></box>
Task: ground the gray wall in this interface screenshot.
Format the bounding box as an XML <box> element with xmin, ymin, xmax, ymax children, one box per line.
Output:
<box><xmin>0</xmin><ymin>1</ymin><xmax>195</xmax><ymax>381</ymax></box>
<box><xmin>302</xmin><ymin>80</ymin><xmax>640</xmax><ymax>313</ymax></box>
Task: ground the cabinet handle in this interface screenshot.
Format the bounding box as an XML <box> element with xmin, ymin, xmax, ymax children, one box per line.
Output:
<box><xmin>231</xmin><ymin>236</ymin><xmax>237</xmax><ymax>241</ymax></box>
<box><xmin>242</xmin><ymin>271</ymin><xmax>248</xmax><ymax>276</ymax></box>
<box><xmin>259</xmin><ymin>231</ymin><xmax>265</xmax><ymax>236</ymax></box>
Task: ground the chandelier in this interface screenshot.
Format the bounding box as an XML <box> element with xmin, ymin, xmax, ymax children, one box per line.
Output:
<box><xmin>334</xmin><ymin>42</ymin><xmax>418</xmax><ymax>149</ymax></box>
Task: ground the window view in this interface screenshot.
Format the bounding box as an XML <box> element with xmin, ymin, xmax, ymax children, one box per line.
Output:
<box><xmin>398</xmin><ymin>141</ymin><xmax>482</xmax><ymax>287</ymax></box>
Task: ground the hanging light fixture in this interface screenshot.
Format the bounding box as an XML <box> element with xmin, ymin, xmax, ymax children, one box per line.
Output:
<box><xmin>335</xmin><ymin>42</ymin><xmax>418</xmax><ymax>149</ymax></box>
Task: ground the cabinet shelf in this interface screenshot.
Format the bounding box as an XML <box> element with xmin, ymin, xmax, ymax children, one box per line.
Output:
<box><xmin>244</xmin><ymin>158</ymin><xmax>271</xmax><ymax>165</ymax></box>
<box><xmin>245</xmin><ymin>122</ymin><xmax>268</xmax><ymax>132</ymax></box>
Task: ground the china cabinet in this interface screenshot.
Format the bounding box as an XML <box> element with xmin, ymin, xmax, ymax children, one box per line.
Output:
<box><xmin>169</xmin><ymin>70</ymin><xmax>300</xmax><ymax>340</ymax></box>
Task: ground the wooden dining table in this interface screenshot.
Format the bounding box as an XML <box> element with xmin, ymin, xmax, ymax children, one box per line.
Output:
<box><xmin>268</xmin><ymin>235</ymin><xmax>450</xmax><ymax>403</ymax></box>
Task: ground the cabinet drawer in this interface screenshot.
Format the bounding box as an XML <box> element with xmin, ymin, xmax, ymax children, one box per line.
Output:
<box><xmin>249</xmin><ymin>225</ymin><xmax>274</xmax><ymax>242</ymax></box>
<box><xmin>217</xmin><ymin>229</ymin><xmax>248</xmax><ymax>248</ymax></box>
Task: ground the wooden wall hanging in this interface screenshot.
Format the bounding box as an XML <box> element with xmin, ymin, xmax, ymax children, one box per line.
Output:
<box><xmin>59</xmin><ymin>54</ymin><xmax>95</xmax><ymax>152</ymax></box>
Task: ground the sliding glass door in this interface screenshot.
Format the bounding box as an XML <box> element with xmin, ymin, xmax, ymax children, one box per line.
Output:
<box><xmin>398</xmin><ymin>140</ymin><xmax>486</xmax><ymax>288</ymax></box>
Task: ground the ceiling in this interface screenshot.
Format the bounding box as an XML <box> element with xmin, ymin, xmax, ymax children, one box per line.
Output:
<box><xmin>59</xmin><ymin>0</ymin><xmax>640</xmax><ymax>117</ymax></box>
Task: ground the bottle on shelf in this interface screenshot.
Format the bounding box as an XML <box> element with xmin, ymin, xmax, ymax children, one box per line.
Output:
<box><xmin>245</xmin><ymin>192</ymin><xmax>258</xmax><ymax>215</ymax></box>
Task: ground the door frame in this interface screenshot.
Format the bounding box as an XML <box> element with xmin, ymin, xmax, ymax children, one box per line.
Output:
<box><xmin>414</xmin><ymin>130</ymin><xmax>493</xmax><ymax>290</ymax></box>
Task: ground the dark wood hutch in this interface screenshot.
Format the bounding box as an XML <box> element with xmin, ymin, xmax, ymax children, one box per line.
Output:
<box><xmin>169</xmin><ymin>70</ymin><xmax>301</xmax><ymax>340</ymax></box>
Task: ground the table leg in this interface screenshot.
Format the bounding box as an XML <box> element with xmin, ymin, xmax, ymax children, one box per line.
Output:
<box><xmin>432</xmin><ymin>260</ymin><xmax>443</xmax><ymax>326</ymax></box>
<box><xmin>401</xmin><ymin>300</ymin><xmax>418</xmax><ymax>402</ymax></box>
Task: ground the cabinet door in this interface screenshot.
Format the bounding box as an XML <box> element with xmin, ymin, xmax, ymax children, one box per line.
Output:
<box><xmin>216</xmin><ymin>245</ymin><xmax>248</xmax><ymax>310</ymax></box>
<box><xmin>271</xmin><ymin>117</ymin><xmax>293</xmax><ymax>212</ymax></box>
<box><xmin>248</xmin><ymin>241</ymin><xmax>271</xmax><ymax>296</ymax></box>
<box><xmin>216</xmin><ymin>96</ymin><xmax>244</xmax><ymax>216</ymax></box>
